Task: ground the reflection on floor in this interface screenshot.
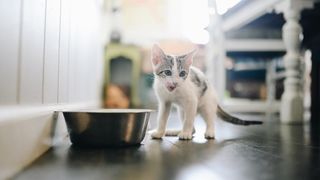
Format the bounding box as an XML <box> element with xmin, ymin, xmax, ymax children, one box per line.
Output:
<box><xmin>14</xmin><ymin>112</ymin><xmax>320</xmax><ymax>180</ymax></box>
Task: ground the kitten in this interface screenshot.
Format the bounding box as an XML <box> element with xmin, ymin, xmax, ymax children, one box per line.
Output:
<box><xmin>150</xmin><ymin>44</ymin><xmax>262</xmax><ymax>140</ymax></box>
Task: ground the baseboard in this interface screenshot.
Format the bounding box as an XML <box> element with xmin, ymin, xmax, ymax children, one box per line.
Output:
<box><xmin>0</xmin><ymin>102</ymin><xmax>101</xmax><ymax>179</ymax></box>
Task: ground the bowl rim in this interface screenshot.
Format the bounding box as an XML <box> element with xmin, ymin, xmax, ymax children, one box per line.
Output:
<box><xmin>59</xmin><ymin>108</ymin><xmax>155</xmax><ymax>113</ymax></box>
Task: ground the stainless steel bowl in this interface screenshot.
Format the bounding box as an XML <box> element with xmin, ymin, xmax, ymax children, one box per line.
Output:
<box><xmin>62</xmin><ymin>109</ymin><xmax>152</xmax><ymax>147</ymax></box>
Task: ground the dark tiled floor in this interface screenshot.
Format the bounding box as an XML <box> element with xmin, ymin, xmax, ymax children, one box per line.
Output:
<box><xmin>15</xmin><ymin>113</ymin><xmax>320</xmax><ymax>180</ymax></box>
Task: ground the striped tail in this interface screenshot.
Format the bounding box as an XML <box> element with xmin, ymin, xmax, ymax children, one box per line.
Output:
<box><xmin>217</xmin><ymin>105</ymin><xmax>263</xmax><ymax>126</ymax></box>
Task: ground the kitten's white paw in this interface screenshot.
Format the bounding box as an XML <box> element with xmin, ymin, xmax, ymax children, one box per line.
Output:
<box><xmin>204</xmin><ymin>130</ymin><xmax>215</xmax><ymax>139</ymax></box>
<box><xmin>151</xmin><ymin>130</ymin><xmax>165</xmax><ymax>139</ymax></box>
<box><xmin>178</xmin><ymin>131</ymin><xmax>193</xmax><ymax>140</ymax></box>
<box><xmin>165</xmin><ymin>129</ymin><xmax>180</xmax><ymax>136</ymax></box>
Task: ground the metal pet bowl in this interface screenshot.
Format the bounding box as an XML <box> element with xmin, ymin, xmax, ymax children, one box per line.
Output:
<box><xmin>62</xmin><ymin>109</ymin><xmax>152</xmax><ymax>147</ymax></box>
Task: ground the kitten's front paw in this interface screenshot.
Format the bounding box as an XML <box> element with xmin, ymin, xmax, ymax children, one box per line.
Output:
<box><xmin>178</xmin><ymin>131</ymin><xmax>193</xmax><ymax>140</ymax></box>
<box><xmin>151</xmin><ymin>130</ymin><xmax>165</xmax><ymax>139</ymax></box>
<box><xmin>165</xmin><ymin>129</ymin><xmax>180</xmax><ymax>136</ymax></box>
<box><xmin>204</xmin><ymin>130</ymin><xmax>215</xmax><ymax>139</ymax></box>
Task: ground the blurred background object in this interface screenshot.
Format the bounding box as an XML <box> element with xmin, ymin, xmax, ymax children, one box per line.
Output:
<box><xmin>1</xmin><ymin>0</ymin><xmax>320</xmax><ymax>178</ymax></box>
<box><xmin>104</xmin><ymin>84</ymin><xmax>130</xmax><ymax>108</ymax></box>
<box><xmin>0</xmin><ymin>0</ymin><xmax>317</xmax><ymax>120</ymax></box>
<box><xmin>98</xmin><ymin>0</ymin><xmax>316</xmax><ymax>120</ymax></box>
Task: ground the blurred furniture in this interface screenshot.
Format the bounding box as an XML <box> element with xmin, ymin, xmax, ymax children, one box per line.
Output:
<box><xmin>221</xmin><ymin>0</ymin><xmax>315</xmax><ymax>124</ymax></box>
<box><xmin>225</xmin><ymin>55</ymin><xmax>284</xmax><ymax>113</ymax></box>
<box><xmin>301</xmin><ymin>2</ymin><xmax>320</xmax><ymax>125</ymax></box>
<box><xmin>104</xmin><ymin>43</ymin><xmax>141</xmax><ymax>107</ymax></box>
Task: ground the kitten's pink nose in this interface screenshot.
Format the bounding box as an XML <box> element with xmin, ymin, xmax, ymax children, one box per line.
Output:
<box><xmin>167</xmin><ymin>82</ymin><xmax>178</xmax><ymax>92</ymax></box>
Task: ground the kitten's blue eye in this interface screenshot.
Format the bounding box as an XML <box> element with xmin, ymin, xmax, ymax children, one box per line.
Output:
<box><xmin>164</xmin><ymin>70</ymin><xmax>172</xmax><ymax>76</ymax></box>
<box><xmin>179</xmin><ymin>71</ymin><xmax>186</xmax><ymax>77</ymax></box>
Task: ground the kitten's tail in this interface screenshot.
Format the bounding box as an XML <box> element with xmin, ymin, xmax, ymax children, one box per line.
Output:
<box><xmin>217</xmin><ymin>105</ymin><xmax>263</xmax><ymax>125</ymax></box>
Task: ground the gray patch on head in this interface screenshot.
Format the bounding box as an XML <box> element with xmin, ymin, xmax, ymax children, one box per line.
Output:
<box><xmin>165</xmin><ymin>55</ymin><xmax>174</xmax><ymax>66</ymax></box>
<box><xmin>176</xmin><ymin>55</ymin><xmax>190</xmax><ymax>80</ymax></box>
<box><xmin>190</xmin><ymin>69</ymin><xmax>207</xmax><ymax>96</ymax></box>
<box><xmin>155</xmin><ymin>55</ymin><xmax>174</xmax><ymax>77</ymax></box>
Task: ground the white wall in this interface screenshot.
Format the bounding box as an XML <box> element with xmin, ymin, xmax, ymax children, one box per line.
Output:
<box><xmin>0</xmin><ymin>0</ymin><xmax>104</xmax><ymax>105</ymax></box>
<box><xmin>0</xmin><ymin>0</ymin><xmax>105</xmax><ymax>178</ymax></box>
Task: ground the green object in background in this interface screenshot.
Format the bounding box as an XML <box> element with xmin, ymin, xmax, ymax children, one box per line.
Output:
<box><xmin>104</xmin><ymin>43</ymin><xmax>142</xmax><ymax>107</ymax></box>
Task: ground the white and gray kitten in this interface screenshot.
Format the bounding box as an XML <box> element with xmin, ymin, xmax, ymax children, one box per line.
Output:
<box><xmin>150</xmin><ymin>44</ymin><xmax>262</xmax><ymax>140</ymax></box>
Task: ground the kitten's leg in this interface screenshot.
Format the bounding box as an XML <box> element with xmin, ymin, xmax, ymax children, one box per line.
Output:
<box><xmin>200</xmin><ymin>104</ymin><xmax>216</xmax><ymax>139</ymax></box>
<box><xmin>165</xmin><ymin>107</ymin><xmax>184</xmax><ymax>136</ymax></box>
<box><xmin>165</xmin><ymin>107</ymin><xmax>196</xmax><ymax>136</ymax></box>
<box><xmin>178</xmin><ymin>103</ymin><xmax>197</xmax><ymax>140</ymax></box>
<box><xmin>151</xmin><ymin>102</ymin><xmax>171</xmax><ymax>139</ymax></box>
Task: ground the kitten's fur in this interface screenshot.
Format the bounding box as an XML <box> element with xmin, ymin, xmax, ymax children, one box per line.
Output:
<box><xmin>150</xmin><ymin>44</ymin><xmax>262</xmax><ymax>140</ymax></box>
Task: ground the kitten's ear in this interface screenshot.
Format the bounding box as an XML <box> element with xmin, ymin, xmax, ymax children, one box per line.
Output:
<box><xmin>151</xmin><ymin>44</ymin><xmax>165</xmax><ymax>66</ymax></box>
<box><xmin>184</xmin><ymin>48</ymin><xmax>197</xmax><ymax>67</ymax></box>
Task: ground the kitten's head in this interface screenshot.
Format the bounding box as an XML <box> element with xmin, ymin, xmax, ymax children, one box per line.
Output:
<box><xmin>151</xmin><ymin>44</ymin><xmax>197</xmax><ymax>92</ymax></box>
